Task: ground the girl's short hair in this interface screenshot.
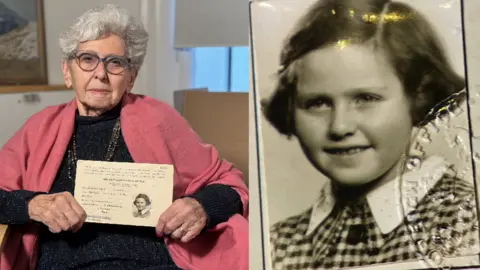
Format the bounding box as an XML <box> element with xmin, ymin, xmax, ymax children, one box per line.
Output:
<box><xmin>262</xmin><ymin>0</ymin><xmax>465</xmax><ymax>137</ymax></box>
<box><xmin>134</xmin><ymin>194</ymin><xmax>151</xmax><ymax>205</ymax></box>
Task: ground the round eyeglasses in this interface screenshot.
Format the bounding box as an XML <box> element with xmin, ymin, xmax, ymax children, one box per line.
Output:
<box><xmin>69</xmin><ymin>51</ymin><xmax>131</xmax><ymax>75</ymax></box>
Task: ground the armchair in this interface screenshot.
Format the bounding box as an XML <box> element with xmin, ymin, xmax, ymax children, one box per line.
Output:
<box><xmin>0</xmin><ymin>224</ymin><xmax>7</xmax><ymax>253</ymax></box>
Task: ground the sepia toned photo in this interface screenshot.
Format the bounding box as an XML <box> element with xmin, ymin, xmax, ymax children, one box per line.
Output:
<box><xmin>133</xmin><ymin>193</ymin><xmax>152</xmax><ymax>219</ymax></box>
<box><xmin>250</xmin><ymin>0</ymin><xmax>480</xmax><ymax>269</ymax></box>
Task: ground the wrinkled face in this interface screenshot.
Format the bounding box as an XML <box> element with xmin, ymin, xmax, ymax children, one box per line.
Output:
<box><xmin>62</xmin><ymin>34</ymin><xmax>137</xmax><ymax>116</ymax></box>
<box><xmin>134</xmin><ymin>198</ymin><xmax>147</xmax><ymax>210</ymax></box>
<box><xmin>294</xmin><ymin>44</ymin><xmax>413</xmax><ymax>187</ymax></box>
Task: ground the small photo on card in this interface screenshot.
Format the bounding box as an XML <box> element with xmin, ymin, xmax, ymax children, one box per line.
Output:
<box><xmin>132</xmin><ymin>193</ymin><xmax>153</xmax><ymax>219</ymax></box>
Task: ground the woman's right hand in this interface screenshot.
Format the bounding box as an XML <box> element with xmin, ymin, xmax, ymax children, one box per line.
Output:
<box><xmin>27</xmin><ymin>191</ymin><xmax>87</xmax><ymax>233</ymax></box>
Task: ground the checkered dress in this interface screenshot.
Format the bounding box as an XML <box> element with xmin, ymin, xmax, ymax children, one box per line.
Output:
<box><xmin>270</xmin><ymin>176</ymin><xmax>479</xmax><ymax>269</ymax></box>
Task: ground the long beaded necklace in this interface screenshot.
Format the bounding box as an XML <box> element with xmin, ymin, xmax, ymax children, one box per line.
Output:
<box><xmin>67</xmin><ymin>118</ymin><xmax>122</xmax><ymax>182</ymax></box>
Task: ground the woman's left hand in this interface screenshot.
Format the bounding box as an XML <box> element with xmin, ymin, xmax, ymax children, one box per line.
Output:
<box><xmin>156</xmin><ymin>197</ymin><xmax>207</xmax><ymax>243</ymax></box>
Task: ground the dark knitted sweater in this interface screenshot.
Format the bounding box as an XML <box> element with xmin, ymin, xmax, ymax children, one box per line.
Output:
<box><xmin>0</xmin><ymin>105</ymin><xmax>243</xmax><ymax>269</ymax></box>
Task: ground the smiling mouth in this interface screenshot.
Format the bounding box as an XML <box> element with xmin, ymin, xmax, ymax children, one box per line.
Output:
<box><xmin>324</xmin><ymin>146</ymin><xmax>371</xmax><ymax>155</ymax></box>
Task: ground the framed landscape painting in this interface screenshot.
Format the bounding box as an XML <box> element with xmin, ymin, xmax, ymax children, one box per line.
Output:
<box><xmin>0</xmin><ymin>0</ymin><xmax>47</xmax><ymax>85</ymax></box>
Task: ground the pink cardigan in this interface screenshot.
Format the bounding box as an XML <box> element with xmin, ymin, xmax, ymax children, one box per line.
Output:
<box><xmin>0</xmin><ymin>93</ymin><xmax>249</xmax><ymax>270</ymax></box>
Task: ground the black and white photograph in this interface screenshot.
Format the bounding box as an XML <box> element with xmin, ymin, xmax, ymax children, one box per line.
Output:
<box><xmin>250</xmin><ymin>0</ymin><xmax>480</xmax><ymax>269</ymax></box>
<box><xmin>132</xmin><ymin>193</ymin><xmax>152</xmax><ymax>219</ymax></box>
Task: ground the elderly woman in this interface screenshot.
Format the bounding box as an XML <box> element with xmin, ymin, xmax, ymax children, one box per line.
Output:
<box><xmin>0</xmin><ymin>4</ymin><xmax>248</xmax><ymax>270</ymax></box>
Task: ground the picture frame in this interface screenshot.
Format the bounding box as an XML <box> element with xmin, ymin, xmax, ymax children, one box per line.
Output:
<box><xmin>0</xmin><ymin>0</ymin><xmax>48</xmax><ymax>86</ymax></box>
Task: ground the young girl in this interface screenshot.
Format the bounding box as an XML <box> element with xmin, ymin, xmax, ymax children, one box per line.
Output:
<box><xmin>261</xmin><ymin>0</ymin><xmax>479</xmax><ymax>269</ymax></box>
<box><xmin>133</xmin><ymin>193</ymin><xmax>151</xmax><ymax>218</ymax></box>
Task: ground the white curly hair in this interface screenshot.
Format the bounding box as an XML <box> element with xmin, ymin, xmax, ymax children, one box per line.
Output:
<box><xmin>59</xmin><ymin>4</ymin><xmax>149</xmax><ymax>70</ymax></box>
